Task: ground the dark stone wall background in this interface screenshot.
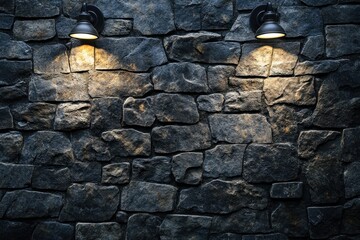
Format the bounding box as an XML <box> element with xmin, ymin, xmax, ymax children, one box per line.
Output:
<box><xmin>0</xmin><ymin>0</ymin><xmax>360</xmax><ymax>239</ymax></box>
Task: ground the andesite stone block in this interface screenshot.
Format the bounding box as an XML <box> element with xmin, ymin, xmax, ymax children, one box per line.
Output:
<box><xmin>33</xmin><ymin>44</ymin><xmax>70</xmax><ymax>74</ymax></box>
<box><xmin>0</xmin><ymin>59</ymin><xmax>32</xmax><ymax>86</ymax></box>
<box><xmin>103</xmin><ymin>19</ymin><xmax>132</xmax><ymax>36</ymax></box>
<box><xmin>326</xmin><ymin>25</ymin><xmax>360</xmax><ymax>58</ymax></box>
<box><xmin>0</xmin><ymin>107</ymin><xmax>13</xmax><ymax>129</ymax></box>
<box><xmin>13</xmin><ymin>20</ymin><xmax>56</xmax><ymax>41</ymax></box>
<box><xmin>270</xmin><ymin>182</ymin><xmax>303</xmax><ymax>199</ymax></box>
<box><xmin>172</xmin><ymin>152</ymin><xmax>203</xmax><ymax>185</ymax></box>
<box><xmin>56</xmin><ymin>16</ymin><xmax>76</xmax><ymax>39</ymax></box>
<box><xmin>342</xmin><ymin>198</ymin><xmax>360</xmax><ymax>234</ymax></box>
<box><xmin>0</xmin><ymin>163</ymin><xmax>33</xmax><ymax>189</ymax></box>
<box><xmin>54</xmin><ymin>103</ymin><xmax>91</xmax><ymax>131</ymax></box>
<box><xmin>224</xmin><ymin>91</ymin><xmax>262</xmax><ymax>112</ymax></box>
<box><xmin>301</xmin><ymin>0</ymin><xmax>336</xmax><ymax>6</ymax></box>
<box><xmin>0</xmin><ymin>0</ymin><xmax>15</xmax><ymax>13</ymax></box>
<box><xmin>126</xmin><ymin>213</ymin><xmax>162</xmax><ymax>240</ymax></box>
<box><xmin>225</xmin><ymin>14</ymin><xmax>253</xmax><ymax>42</ymax></box>
<box><xmin>229</xmin><ymin>77</ymin><xmax>264</xmax><ymax>91</ymax></box>
<box><xmin>76</xmin><ymin>222</ymin><xmax>124</xmax><ymax>240</ymax></box>
<box><xmin>236</xmin><ymin>44</ymin><xmax>272</xmax><ymax>77</ymax></box>
<box><xmin>322</xmin><ymin>5</ymin><xmax>360</xmax><ymax>24</ymax></box>
<box><xmin>308</xmin><ymin>206</ymin><xmax>343</xmax><ymax>239</ymax></box>
<box><xmin>102</xmin><ymin>163</ymin><xmax>130</xmax><ymax>185</ymax></box>
<box><xmin>197</xmin><ymin>94</ymin><xmax>224</xmax><ymax>112</ymax></box>
<box><xmin>0</xmin><ymin>34</ymin><xmax>31</xmax><ymax>59</ymax></box>
<box><xmin>301</xmin><ymin>35</ymin><xmax>324</xmax><ymax>60</ymax></box>
<box><xmin>202</xmin><ymin>0</ymin><xmax>233</xmax><ymax>30</ymax></box>
<box><xmin>242</xmin><ymin>233</ymin><xmax>288</xmax><ymax>240</ymax></box>
<box><xmin>295</xmin><ymin>60</ymin><xmax>342</xmax><ymax>76</ymax></box>
<box><xmin>32</xmin><ymin>222</ymin><xmax>74</xmax><ymax>240</ymax></box>
<box><xmin>344</xmin><ymin>162</ymin><xmax>360</xmax><ymax>199</ymax></box>
<box><xmin>91</xmin><ymin>97</ymin><xmax>123</xmax><ymax>132</ymax></box>
<box><xmin>32</xmin><ymin>166</ymin><xmax>71</xmax><ymax>191</ymax></box>
<box><xmin>69</xmin><ymin>42</ymin><xmax>94</xmax><ymax>72</ymax></box>
<box><xmin>0</xmin><ymin>131</ymin><xmax>23</xmax><ymax>163</ymax></box>
<box><xmin>123</xmin><ymin>97</ymin><xmax>155</xmax><ymax>127</ymax></box>
<box><xmin>174</xmin><ymin>0</ymin><xmax>201</xmax><ymax>31</ymax></box>
<box><xmin>132</xmin><ymin>157</ymin><xmax>172</xmax><ymax>183</ymax></box>
<box><xmin>342</xmin><ymin>127</ymin><xmax>360</xmax><ymax>162</ymax></box>
<box><xmin>70</xmin><ymin>161</ymin><xmax>102</xmax><ymax>183</ymax></box>
<box><xmin>0</xmin><ymin>221</ymin><xmax>35</xmax><ymax>240</ymax></box>
<box><xmin>270</xmin><ymin>42</ymin><xmax>300</xmax><ymax>76</ymax></box>
<box><xmin>15</xmin><ymin>0</ymin><xmax>60</xmax><ymax>18</ymax></box>
<box><xmin>208</xmin><ymin>65</ymin><xmax>234</xmax><ymax>92</ymax></box>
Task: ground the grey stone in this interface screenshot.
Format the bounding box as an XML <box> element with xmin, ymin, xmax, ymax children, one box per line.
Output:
<box><xmin>95</xmin><ymin>37</ymin><xmax>167</xmax><ymax>71</ymax></box>
<box><xmin>270</xmin><ymin>182</ymin><xmax>303</xmax><ymax>199</ymax></box>
<box><xmin>34</xmin><ymin>44</ymin><xmax>70</xmax><ymax>74</ymax></box>
<box><xmin>326</xmin><ymin>25</ymin><xmax>360</xmax><ymax>58</ymax></box>
<box><xmin>0</xmin><ymin>107</ymin><xmax>13</xmax><ymax>129</ymax></box>
<box><xmin>264</xmin><ymin>76</ymin><xmax>316</xmax><ymax>106</ymax></box>
<box><xmin>0</xmin><ymin>131</ymin><xmax>23</xmax><ymax>163</ymax></box>
<box><xmin>308</xmin><ymin>206</ymin><xmax>343</xmax><ymax>239</ymax></box>
<box><xmin>172</xmin><ymin>152</ymin><xmax>203</xmax><ymax>185</ymax></box>
<box><xmin>212</xmin><ymin>209</ymin><xmax>270</xmax><ymax>234</ymax></box>
<box><xmin>154</xmin><ymin>93</ymin><xmax>199</xmax><ymax>123</ymax></box>
<box><xmin>295</xmin><ymin>60</ymin><xmax>342</xmax><ymax>76</ymax></box>
<box><xmin>11</xmin><ymin>103</ymin><xmax>56</xmax><ymax>130</ymax></box>
<box><xmin>115</xmin><ymin>211</ymin><xmax>128</xmax><ymax>223</ymax></box>
<box><xmin>0</xmin><ymin>60</ymin><xmax>32</xmax><ymax>87</ymax></box>
<box><xmin>123</xmin><ymin>97</ymin><xmax>155</xmax><ymax>127</ymax></box>
<box><xmin>342</xmin><ymin>127</ymin><xmax>360</xmax><ymax>162</ymax></box>
<box><xmin>91</xmin><ymin>98</ymin><xmax>122</xmax><ymax>132</ymax></box>
<box><xmin>209</xmin><ymin>114</ymin><xmax>272</xmax><ymax>144</ymax></box>
<box><xmin>243</xmin><ymin>143</ymin><xmax>300</xmax><ymax>183</ymax></box>
<box><xmin>329</xmin><ymin>236</ymin><xmax>360</xmax><ymax>240</ymax></box>
<box><xmin>0</xmin><ymin>0</ymin><xmax>14</xmax><ymax>13</ymax></box>
<box><xmin>153</xmin><ymin>62</ymin><xmax>208</xmax><ymax>93</ymax></box>
<box><xmin>69</xmin><ymin>42</ymin><xmax>94</xmax><ymax>72</ymax></box>
<box><xmin>322</xmin><ymin>5</ymin><xmax>360</xmax><ymax>24</ymax></box>
<box><xmin>0</xmin><ymin>190</ymin><xmax>63</xmax><ymax>218</ymax></box>
<box><xmin>132</xmin><ymin>157</ymin><xmax>171</xmax><ymax>183</ymax></box>
<box><xmin>178</xmin><ymin>179</ymin><xmax>268</xmax><ymax>214</ymax></box>
<box><xmin>344</xmin><ymin>162</ymin><xmax>360</xmax><ymax>199</ymax></box>
<box><xmin>29</xmin><ymin>73</ymin><xmax>89</xmax><ymax>102</ymax></box>
<box><xmin>102</xmin><ymin>129</ymin><xmax>151</xmax><ymax>157</ymax></box>
<box><xmin>224</xmin><ymin>91</ymin><xmax>262</xmax><ymax>112</ymax></box>
<box><xmin>342</xmin><ymin>198</ymin><xmax>360</xmax><ymax>234</ymax></box>
<box><xmin>229</xmin><ymin>78</ymin><xmax>264</xmax><ymax>91</ymax></box>
<box><xmin>197</xmin><ymin>94</ymin><xmax>224</xmax><ymax>112</ymax></box>
<box><xmin>121</xmin><ymin>181</ymin><xmax>177</xmax><ymax>212</ymax></box>
<box><xmin>102</xmin><ymin>163</ymin><xmax>130</xmax><ymax>184</ymax></box>
<box><xmin>225</xmin><ymin>14</ymin><xmax>254</xmax><ymax>42</ymax></box>
<box><xmin>126</xmin><ymin>213</ymin><xmax>162</xmax><ymax>240</ymax></box>
<box><xmin>208</xmin><ymin>65</ymin><xmax>234</xmax><ymax>92</ymax></box>
<box><xmin>0</xmin><ymin>81</ymin><xmax>27</xmax><ymax>100</ymax></box>
<box><xmin>0</xmin><ymin>221</ymin><xmax>34</xmax><ymax>240</ymax></box>
<box><xmin>301</xmin><ymin>0</ymin><xmax>336</xmax><ymax>5</ymax></box>
<box><xmin>164</xmin><ymin>32</ymin><xmax>240</xmax><ymax>64</ymax></box>
<box><xmin>301</xmin><ymin>35</ymin><xmax>324</xmax><ymax>59</ymax></box>
<box><xmin>20</xmin><ymin>131</ymin><xmax>74</xmax><ymax>166</ymax></box>
<box><xmin>32</xmin><ymin>166</ymin><xmax>71</xmax><ymax>191</ymax></box>
<box><xmin>56</xmin><ymin>16</ymin><xmax>76</xmax><ymax>39</ymax></box>
<box><xmin>70</xmin><ymin>161</ymin><xmax>102</xmax><ymax>183</ymax></box>
<box><xmin>204</xmin><ymin>144</ymin><xmax>245</xmax><ymax>178</ymax></box>
<box><xmin>174</xmin><ymin>0</ymin><xmax>201</xmax><ymax>31</ymax></box>
<box><xmin>152</xmin><ymin>123</ymin><xmax>211</xmax><ymax>154</ymax></box>
<box><xmin>160</xmin><ymin>214</ymin><xmax>212</xmax><ymax>240</ymax></box>
<box><xmin>271</xmin><ymin>202</ymin><xmax>309</xmax><ymax>237</ymax></box>
<box><xmin>60</xmin><ymin>183</ymin><xmax>119</xmax><ymax>221</ymax></box>
<box><xmin>270</xmin><ymin>42</ymin><xmax>300</xmax><ymax>76</ymax></box>
<box><xmin>202</xmin><ymin>0</ymin><xmax>233</xmax><ymax>30</ymax></box>
<box><xmin>210</xmin><ymin>233</ymin><xmax>242</xmax><ymax>240</ymax></box>
<box><xmin>236</xmin><ymin>0</ymin><xmax>301</xmax><ymax>10</ymax></box>
<box><xmin>76</xmin><ymin>222</ymin><xmax>124</xmax><ymax>240</ymax></box>
<box><xmin>13</xmin><ymin>20</ymin><xmax>56</xmax><ymax>41</ymax></box>
<box><xmin>32</xmin><ymin>222</ymin><xmax>74</xmax><ymax>240</ymax></box>
<box><xmin>15</xmin><ymin>0</ymin><xmax>60</xmax><ymax>17</ymax></box>
<box><xmin>0</xmin><ymin>35</ymin><xmax>32</xmax><ymax>59</ymax></box>
<box><xmin>54</xmin><ymin>103</ymin><xmax>91</xmax><ymax>131</ymax></box>
<box><xmin>0</xmin><ymin>163</ymin><xmax>33</xmax><ymax>188</ymax></box>
<box><xmin>243</xmin><ymin>233</ymin><xmax>289</xmax><ymax>240</ymax></box>
<box><xmin>89</xmin><ymin>71</ymin><xmax>152</xmax><ymax>97</ymax></box>
<box><xmin>103</xmin><ymin>19</ymin><xmax>132</xmax><ymax>36</ymax></box>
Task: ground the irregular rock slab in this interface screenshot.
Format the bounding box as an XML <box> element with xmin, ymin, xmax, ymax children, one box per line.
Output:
<box><xmin>91</xmin><ymin>98</ymin><xmax>122</xmax><ymax>132</ymax></box>
<box><xmin>344</xmin><ymin>162</ymin><xmax>360</xmax><ymax>199</ymax></box>
<box><xmin>69</xmin><ymin>42</ymin><xmax>94</xmax><ymax>72</ymax></box>
<box><xmin>0</xmin><ymin>190</ymin><xmax>63</xmax><ymax>218</ymax></box>
<box><xmin>103</xmin><ymin>19</ymin><xmax>132</xmax><ymax>36</ymax></box>
<box><xmin>270</xmin><ymin>182</ymin><xmax>303</xmax><ymax>199</ymax></box>
<box><xmin>178</xmin><ymin>179</ymin><xmax>268</xmax><ymax>214</ymax></box>
<box><xmin>54</xmin><ymin>103</ymin><xmax>91</xmax><ymax>131</ymax></box>
<box><xmin>0</xmin><ymin>131</ymin><xmax>23</xmax><ymax>163</ymax></box>
<box><xmin>0</xmin><ymin>107</ymin><xmax>13</xmax><ymax>129</ymax></box>
<box><xmin>229</xmin><ymin>77</ymin><xmax>264</xmax><ymax>91</ymax></box>
<box><xmin>89</xmin><ymin>71</ymin><xmax>152</xmax><ymax>97</ymax></box>
<box><xmin>236</xmin><ymin>0</ymin><xmax>301</xmax><ymax>10</ymax></box>
<box><xmin>160</xmin><ymin>215</ymin><xmax>212</xmax><ymax>239</ymax></box>
<box><xmin>270</xmin><ymin>42</ymin><xmax>300</xmax><ymax>76</ymax></box>
<box><xmin>204</xmin><ymin>144</ymin><xmax>245</xmax><ymax>178</ymax></box>
<box><xmin>152</xmin><ymin>123</ymin><xmax>211</xmax><ymax>153</ymax></box>
<box><xmin>33</xmin><ymin>44</ymin><xmax>70</xmax><ymax>74</ymax></box>
<box><xmin>243</xmin><ymin>144</ymin><xmax>299</xmax><ymax>183</ymax></box>
<box><xmin>154</xmin><ymin>93</ymin><xmax>199</xmax><ymax>123</ymax></box>
<box><xmin>242</xmin><ymin>234</ymin><xmax>288</xmax><ymax>240</ymax></box>
<box><xmin>209</xmin><ymin>114</ymin><xmax>272</xmax><ymax>144</ymax></box>
<box><xmin>295</xmin><ymin>60</ymin><xmax>341</xmax><ymax>76</ymax></box>
<box><xmin>0</xmin><ymin>0</ymin><xmax>14</xmax><ymax>13</ymax></box>
<box><xmin>326</xmin><ymin>25</ymin><xmax>360</xmax><ymax>58</ymax></box>
<box><xmin>174</xmin><ymin>0</ymin><xmax>201</xmax><ymax>31</ymax></box>
<box><xmin>308</xmin><ymin>206</ymin><xmax>342</xmax><ymax>239</ymax></box>
<box><xmin>102</xmin><ymin>163</ymin><xmax>130</xmax><ymax>185</ymax></box>
<box><xmin>210</xmin><ymin>233</ymin><xmax>242</xmax><ymax>240</ymax></box>
<box><xmin>0</xmin><ymin>163</ymin><xmax>33</xmax><ymax>188</ymax></box>
<box><xmin>0</xmin><ymin>60</ymin><xmax>32</xmax><ymax>86</ymax></box>
<box><xmin>32</xmin><ymin>222</ymin><xmax>74</xmax><ymax>240</ymax></box>
<box><xmin>236</xmin><ymin>44</ymin><xmax>272</xmax><ymax>77</ymax></box>
<box><xmin>342</xmin><ymin>127</ymin><xmax>360</xmax><ymax>162</ymax></box>
<box><xmin>301</xmin><ymin>35</ymin><xmax>324</xmax><ymax>60</ymax></box>
<box><xmin>224</xmin><ymin>91</ymin><xmax>262</xmax><ymax>112</ymax></box>
<box><xmin>20</xmin><ymin>131</ymin><xmax>74</xmax><ymax>166</ymax></box>
<box><xmin>202</xmin><ymin>0</ymin><xmax>233</xmax><ymax>30</ymax></box>
<box><xmin>102</xmin><ymin>129</ymin><xmax>151</xmax><ymax>157</ymax></box>
<box><xmin>264</xmin><ymin>76</ymin><xmax>316</xmax><ymax>106</ymax></box>
<box><xmin>121</xmin><ymin>181</ymin><xmax>177</xmax><ymax>212</ymax></box>
<box><xmin>153</xmin><ymin>62</ymin><xmax>208</xmax><ymax>93</ymax></box>
<box><xmin>95</xmin><ymin>37</ymin><xmax>167</xmax><ymax>71</ymax></box>
<box><xmin>0</xmin><ymin>36</ymin><xmax>32</xmax><ymax>59</ymax></box>
<box><xmin>15</xmin><ymin>0</ymin><xmax>60</xmax><ymax>18</ymax></box>
<box><xmin>123</xmin><ymin>97</ymin><xmax>155</xmax><ymax>127</ymax></box>
<box><xmin>32</xmin><ymin>166</ymin><xmax>71</xmax><ymax>191</ymax></box>
<box><xmin>197</xmin><ymin>94</ymin><xmax>224</xmax><ymax>112</ymax></box>
<box><xmin>56</xmin><ymin>16</ymin><xmax>76</xmax><ymax>39</ymax></box>
<box><xmin>208</xmin><ymin>65</ymin><xmax>234</xmax><ymax>92</ymax></box>
<box><xmin>301</xmin><ymin>0</ymin><xmax>336</xmax><ymax>6</ymax></box>
<box><xmin>132</xmin><ymin>157</ymin><xmax>171</xmax><ymax>183</ymax></box>
<box><xmin>13</xmin><ymin>19</ymin><xmax>56</xmax><ymax>41</ymax></box>
<box><xmin>0</xmin><ymin>81</ymin><xmax>27</xmax><ymax>101</ymax></box>
<box><xmin>60</xmin><ymin>183</ymin><xmax>119</xmax><ymax>221</ymax></box>
<box><xmin>322</xmin><ymin>5</ymin><xmax>360</xmax><ymax>24</ymax></box>
<box><xmin>212</xmin><ymin>209</ymin><xmax>270</xmax><ymax>234</ymax></box>
<box><xmin>70</xmin><ymin>161</ymin><xmax>102</xmax><ymax>183</ymax></box>
<box><xmin>164</xmin><ymin>32</ymin><xmax>240</xmax><ymax>64</ymax></box>
<box><xmin>342</xmin><ymin>198</ymin><xmax>360</xmax><ymax>234</ymax></box>
<box><xmin>126</xmin><ymin>213</ymin><xmax>162</xmax><ymax>240</ymax></box>
<box><xmin>225</xmin><ymin>14</ymin><xmax>253</xmax><ymax>42</ymax></box>
<box><xmin>76</xmin><ymin>222</ymin><xmax>123</xmax><ymax>240</ymax></box>
<box><xmin>0</xmin><ymin>220</ymin><xmax>35</xmax><ymax>240</ymax></box>
<box><xmin>172</xmin><ymin>152</ymin><xmax>203</xmax><ymax>185</ymax></box>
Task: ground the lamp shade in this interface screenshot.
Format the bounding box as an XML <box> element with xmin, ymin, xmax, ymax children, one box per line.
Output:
<box><xmin>255</xmin><ymin>21</ymin><xmax>286</xmax><ymax>39</ymax></box>
<box><xmin>69</xmin><ymin>20</ymin><xmax>99</xmax><ymax>40</ymax></box>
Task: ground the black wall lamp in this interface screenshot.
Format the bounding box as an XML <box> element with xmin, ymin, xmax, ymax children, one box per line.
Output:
<box><xmin>69</xmin><ymin>3</ymin><xmax>104</xmax><ymax>40</ymax></box>
<box><xmin>249</xmin><ymin>2</ymin><xmax>286</xmax><ymax>39</ymax></box>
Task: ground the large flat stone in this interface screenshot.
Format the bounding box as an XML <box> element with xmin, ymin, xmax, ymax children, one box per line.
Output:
<box><xmin>202</xmin><ymin>0</ymin><xmax>233</xmax><ymax>30</ymax></box>
<box><xmin>0</xmin><ymin>131</ymin><xmax>23</xmax><ymax>163</ymax></box>
<box><xmin>123</xmin><ymin>97</ymin><xmax>155</xmax><ymax>127</ymax></box>
<box><xmin>76</xmin><ymin>222</ymin><xmax>124</xmax><ymax>240</ymax></box>
<box><xmin>301</xmin><ymin>0</ymin><xmax>336</xmax><ymax>6</ymax></box>
<box><xmin>32</xmin><ymin>166</ymin><xmax>71</xmax><ymax>191</ymax></box>
<box><xmin>236</xmin><ymin>0</ymin><xmax>301</xmax><ymax>10</ymax></box>
<box><xmin>70</xmin><ymin>161</ymin><xmax>102</xmax><ymax>183</ymax></box>
<box><xmin>197</xmin><ymin>94</ymin><xmax>224</xmax><ymax>112</ymax></box>
<box><xmin>0</xmin><ymin>163</ymin><xmax>33</xmax><ymax>188</ymax></box>
<box><xmin>0</xmin><ymin>107</ymin><xmax>13</xmax><ymax>130</ymax></box>
<box><xmin>32</xmin><ymin>222</ymin><xmax>74</xmax><ymax>240</ymax></box>
<box><xmin>342</xmin><ymin>127</ymin><xmax>360</xmax><ymax>162</ymax></box>
<box><xmin>270</xmin><ymin>42</ymin><xmax>300</xmax><ymax>76</ymax></box>
<box><xmin>15</xmin><ymin>0</ymin><xmax>60</xmax><ymax>17</ymax></box>
<box><xmin>0</xmin><ymin>0</ymin><xmax>15</xmax><ymax>13</ymax></box>
<box><xmin>54</xmin><ymin>103</ymin><xmax>91</xmax><ymax>131</ymax></box>
<box><xmin>224</xmin><ymin>91</ymin><xmax>262</xmax><ymax>112</ymax></box>
<box><xmin>308</xmin><ymin>206</ymin><xmax>343</xmax><ymax>239</ymax></box>
<box><xmin>174</xmin><ymin>0</ymin><xmax>201</xmax><ymax>31</ymax></box>
<box><xmin>326</xmin><ymin>25</ymin><xmax>360</xmax><ymax>58</ymax></box>
<box><xmin>33</xmin><ymin>44</ymin><xmax>70</xmax><ymax>74</ymax></box>
<box><xmin>0</xmin><ymin>35</ymin><xmax>32</xmax><ymax>60</ymax></box>
<box><xmin>270</xmin><ymin>182</ymin><xmax>303</xmax><ymax>199</ymax></box>
<box><xmin>103</xmin><ymin>19</ymin><xmax>132</xmax><ymax>36</ymax></box>
<box><xmin>344</xmin><ymin>162</ymin><xmax>360</xmax><ymax>199</ymax></box>
<box><xmin>69</xmin><ymin>42</ymin><xmax>94</xmax><ymax>72</ymax></box>
<box><xmin>322</xmin><ymin>5</ymin><xmax>360</xmax><ymax>24</ymax></box>
<box><xmin>342</xmin><ymin>198</ymin><xmax>360</xmax><ymax>234</ymax></box>
<box><xmin>301</xmin><ymin>35</ymin><xmax>325</xmax><ymax>60</ymax></box>
<box><xmin>208</xmin><ymin>65</ymin><xmax>234</xmax><ymax>92</ymax></box>
<box><xmin>0</xmin><ymin>60</ymin><xmax>32</xmax><ymax>87</ymax></box>
<box><xmin>13</xmin><ymin>19</ymin><xmax>56</xmax><ymax>41</ymax></box>
<box><xmin>0</xmin><ymin>221</ymin><xmax>34</xmax><ymax>240</ymax></box>
<box><xmin>126</xmin><ymin>213</ymin><xmax>162</xmax><ymax>240</ymax></box>
<box><xmin>91</xmin><ymin>98</ymin><xmax>122</xmax><ymax>132</ymax></box>
<box><xmin>132</xmin><ymin>157</ymin><xmax>171</xmax><ymax>183</ymax></box>
<box><xmin>56</xmin><ymin>16</ymin><xmax>76</xmax><ymax>39</ymax></box>
<box><xmin>225</xmin><ymin>14</ymin><xmax>254</xmax><ymax>42</ymax></box>
<box><xmin>102</xmin><ymin>163</ymin><xmax>130</xmax><ymax>185</ymax></box>
<box><xmin>172</xmin><ymin>152</ymin><xmax>203</xmax><ymax>185</ymax></box>
<box><xmin>236</xmin><ymin>44</ymin><xmax>272</xmax><ymax>77</ymax></box>
<box><xmin>295</xmin><ymin>60</ymin><xmax>341</xmax><ymax>76</ymax></box>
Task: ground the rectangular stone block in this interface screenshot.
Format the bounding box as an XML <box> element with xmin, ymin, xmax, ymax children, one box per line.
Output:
<box><xmin>270</xmin><ymin>182</ymin><xmax>303</xmax><ymax>199</ymax></box>
<box><xmin>0</xmin><ymin>163</ymin><xmax>33</xmax><ymax>188</ymax></box>
<box><xmin>326</xmin><ymin>25</ymin><xmax>360</xmax><ymax>58</ymax></box>
<box><xmin>13</xmin><ymin>19</ymin><xmax>56</xmax><ymax>41</ymax></box>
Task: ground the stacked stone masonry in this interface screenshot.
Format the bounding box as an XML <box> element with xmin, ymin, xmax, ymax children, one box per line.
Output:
<box><xmin>0</xmin><ymin>0</ymin><xmax>360</xmax><ymax>239</ymax></box>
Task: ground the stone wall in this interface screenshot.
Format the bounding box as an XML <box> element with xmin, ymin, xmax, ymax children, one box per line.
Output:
<box><xmin>0</xmin><ymin>0</ymin><xmax>360</xmax><ymax>239</ymax></box>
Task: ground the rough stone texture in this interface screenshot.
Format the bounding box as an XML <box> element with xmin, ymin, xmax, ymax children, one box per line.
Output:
<box><xmin>0</xmin><ymin>59</ymin><xmax>31</xmax><ymax>87</ymax></box>
<box><xmin>172</xmin><ymin>152</ymin><xmax>203</xmax><ymax>185</ymax></box>
<box><xmin>308</xmin><ymin>206</ymin><xmax>343</xmax><ymax>239</ymax></box>
<box><xmin>174</xmin><ymin>0</ymin><xmax>201</xmax><ymax>31</ymax></box>
<box><xmin>0</xmin><ymin>163</ymin><xmax>33</xmax><ymax>188</ymax></box>
<box><xmin>152</xmin><ymin>123</ymin><xmax>211</xmax><ymax>154</ymax></box>
<box><xmin>54</xmin><ymin>103</ymin><xmax>91</xmax><ymax>131</ymax></box>
<box><xmin>229</xmin><ymin>78</ymin><xmax>264</xmax><ymax>91</ymax></box>
<box><xmin>13</xmin><ymin>20</ymin><xmax>56</xmax><ymax>41</ymax></box>
<box><xmin>0</xmin><ymin>220</ymin><xmax>35</xmax><ymax>240</ymax></box>
<box><xmin>0</xmin><ymin>132</ymin><xmax>23</xmax><ymax>163</ymax></box>
<box><xmin>204</xmin><ymin>144</ymin><xmax>246</xmax><ymax>178</ymax></box>
<box><xmin>208</xmin><ymin>65</ymin><xmax>234</xmax><ymax>92</ymax></box>
<box><xmin>0</xmin><ymin>0</ymin><xmax>15</xmax><ymax>13</ymax></box>
<box><xmin>32</xmin><ymin>222</ymin><xmax>74</xmax><ymax>240</ymax></box>
<box><xmin>33</xmin><ymin>44</ymin><xmax>70</xmax><ymax>74</ymax></box>
<box><xmin>270</xmin><ymin>182</ymin><xmax>303</xmax><ymax>199</ymax></box>
<box><xmin>32</xmin><ymin>166</ymin><xmax>71</xmax><ymax>191</ymax></box>
<box><xmin>20</xmin><ymin>131</ymin><xmax>74</xmax><ymax>166</ymax></box>
<box><xmin>270</xmin><ymin>42</ymin><xmax>300</xmax><ymax>76</ymax></box>
<box><xmin>264</xmin><ymin>76</ymin><xmax>316</xmax><ymax>106</ymax></box>
<box><xmin>178</xmin><ymin>179</ymin><xmax>268</xmax><ymax>214</ymax></box>
<box><xmin>342</xmin><ymin>127</ymin><xmax>360</xmax><ymax>162</ymax></box>
<box><xmin>0</xmin><ymin>81</ymin><xmax>28</xmax><ymax>101</ymax></box>
<box><xmin>70</xmin><ymin>161</ymin><xmax>102</xmax><ymax>183</ymax></box>
<box><xmin>301</xmin><ymin>0</ymin><xmax>336</xmax><ymax>6</ymax></box>
<box><xmin>69</xmin><ymin>42</ymin><xmax>94</xmax><ymax>72</ymax></box>
<box><xmin>59</xmin><ymin>183</ymin><xmax>119</xmax><ymax>222</ymax></box>
<box><xmin>210</xmin><ymin>233</ymin><xmax>242</xmax><ymax>240</ymax></box>
<box><xmin>322</xmin><ymin>5</ymin><xmax>360</xmax><ymax>24</ymax></box>
<box><xmin>0</xmin><ymin>190</ymin><xmax>63</xmax><ymax>218</ymax></box>
<box><xmin>225</xmin><ymin>14</ymin><xmax>253</xmax><ymax>42</ymax></box>
<box><xmin>121</xmin><ymin>181</ymin><xmax>177</xmax><ymax>212</ymax></box>
<box><xmin>115</xmin><ymin>211</ymin><xmax>128</xmax><ymax>223</ymax></box>
<box><xmin>243</xmin><ymin>144</ymin><xmax>300</xmax><ymax>183</ymax></box>
<box><xmin>126</xmin><ymin>213</ymin><xmax>162</xmax><ymax>240</ymax></box>
<box><xmin>102</xmin><ymin>163</ymin><xmax>130</xmax><ymax>185</ymax></box>
<box><xmin>95</xmin><ymin>37</ymin><xmax>167</xmax><ymax>72</ymax></box>
<box><xmin>15</xmin><ymin>0</ymin><xmax>60</xmax><ymax>18</ymax></box>
<box><xmin>209</xmin><ymin>114</ymin><xmax>272</xmax><ymax>144</ymax></box>
<box><xmin>132</xmin><ymin>157</ymin><xmax>171</xmax><ymax>183</ymax></box>
<box><xmin>0</xmin><ymin>107</ymin><xmax>13</xmax><ymax>129</ymax></box>
<box><xmin>295</xmin><ymin>60</ymin><xmax>341</xmax><ymax>76</ymax></box>
<box><xmin>202</xmin><ymin>0</ymin><xmax>233</xmax><ymax>30</ymax></box>
<box><xmin>56</xmin><ymin>16</ymin><xmax>76</xmax><ymax>39</ymax></box>
<box><xmin>236</xmin><ymin>0</ymin><xmax>301</xmax><ymax>10</ymax></box>
<box><xmin>123</xmin><ymin>97</ymin><xmax>155</xmax><ymax>127</ymax></box>
<box><xmin>76</xmin><ymin>223</ymin><xmax>123</xmax><ymax>240</ymax></box>
<box><xmin>91</xmin><ymin>98</ymin><xmax>122</xmax><ymax>132</ymax></box>
<box><xmin>160</xmin><ymin>214</ymin><xmax>212</xmax><ymax>239</ymax></box>
<box><xmin>342</xmin><ymin>198</ymin><xmax>360</xmax><ymax>234</ymax></box>
<box><xmin>103</xmin><ymin>19</ymin><xmax>132</xmax><ymax>36</ymax></box>
<box><xmin>154</xmin><ymin>93</ymin><xmax>199</xmax><ymax>123</ymax></box>
<box><xmin>197</xmin><ymin>94</ymin><xmax>224</xmax><ymax>112</ymax></box>
<box><xmin>301</xmin><ymin>35</ymin><xmax>324</xmax><ymax>59</ymax></box>
<box><xmin>102</xmin><ymin>129</ymin><xmax>151</xmax><ymax>157</ymax></box>
<box><xmin>242</xmin><ymin>233</ymin><xmax>289</xmax><ymax>240</ymax></box>
<box><xmin>0</xmin><ymin>35</ymin><xmax>32</xmax><ymax>59</ymax></box>
<box><xmin>326</xmin><ymin>25</ymin><xmax>360</xmax><ymax>58</ymax></box>
<box><xmin>153</xmin><ymin>62</ymin><xmax>208</xmax><ymax>93</ymax></box>
<box><xmin>224</xmin><ymin>91</ymin><xmax>262</xmax><ymax>112</ymax></box>
<box><xmin>344</xmin><ymin>162</ymin><xmax>360</xmax><ymax>199</ymax></box>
